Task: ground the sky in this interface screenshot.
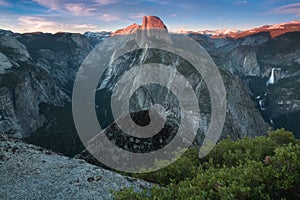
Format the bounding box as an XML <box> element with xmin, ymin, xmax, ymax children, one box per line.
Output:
<box><xmin>0</xmin><ymin>0</ymin><xmax>300</xmax><ymax>33</ymax></box>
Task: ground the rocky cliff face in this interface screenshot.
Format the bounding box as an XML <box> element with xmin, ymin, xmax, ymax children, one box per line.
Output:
<box><xmin>0</xmin><ymin>134</ymin><xmax>153</xmax><ymax>199</ymax></box>
<box><xmin>0</xmin><ymin>32</ymin><xmax>93</xmax><ymax>154</ymax></box>
<box><xmin>95</xmin><ymin>45</ymin><xmax>268</xmax><ymax>142</ymax></box>
<box><xmin>111</xmin><ymin>23</ymin><xmax>141</xmax><ymax>36</ymax></box>
<box><xmin>0</xmin><ymin>17</ymin><xmax>299</xmax><ymax>157</ymax></box>
<box><xmin>142</xmin><ymin>16</ymin><xmax>167</xmax><ymax>29</ymax></box>
<box><xmin>83</xmin><ymin>31</ymin><xmax>111</xmax><ymax>46</ymax></box>
<box><xmin>111</xmin><ymin>16</ymin><xmax>167</xmax><ymax>36</ymax></box>
<box><xmin>193</xmin><ymin>31</ymin><xmax>300</xmax><ymax>137</ymax></box>
<box><xmin>94</xmin><ymin>18</ymin><xmax>269</xmax><ymax>148</ymax></box>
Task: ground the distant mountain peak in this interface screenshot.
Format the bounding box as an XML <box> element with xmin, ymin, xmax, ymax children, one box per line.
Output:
<box><xmin>231</xmin><ymin>20</ymin><xmax>300</xmax><ymax>38</ymax></box>
<box><xmin>181</xmin><ymin>29</ymin><xmax>242</xmax><ymax>37</ymax></box>
<box><xmin>111</xmin><ymin>23</ymin><xmax>141</xmax><ymax>36</ymax></box>
<box><xmin>111</xmin><ymin>16</ymin><xmax>167</xmax><ymax>36</ymax></box>
<box><xmin>179</xmin><ymin>20</ymin><xmax>300</xmax><ymax>39</ymax></box>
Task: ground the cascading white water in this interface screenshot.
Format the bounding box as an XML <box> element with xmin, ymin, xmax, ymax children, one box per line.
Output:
<box><xmin>259</xmin><ymin>100</ymin><xmax>267</xmax><ymax>111</ymax></box>
<box><xmin>266</xmin><ymin>68</ymin><xmax>281</xmax><ymax>86</ymax></box>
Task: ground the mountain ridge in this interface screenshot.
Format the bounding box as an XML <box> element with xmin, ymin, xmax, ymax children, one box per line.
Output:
<box><xmin>1</xmin><ymin>19</ymin><xmax>300</xmax><ymax>39</ymax></box>
<box><xmin>0</xmin><ymin>16</ymin><xmax>299</xmax><ymax>157</ymax></box>
<box><xmin>183</xmin><ymin>20</ymin><xmax>300</xmax><ymax>39</ymax></box>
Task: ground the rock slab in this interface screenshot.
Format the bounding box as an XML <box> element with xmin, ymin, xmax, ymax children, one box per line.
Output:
<box><xmin>0</xmin><ymin>134</ymin><xmax>152</xmax><ymax>200</ymax></box>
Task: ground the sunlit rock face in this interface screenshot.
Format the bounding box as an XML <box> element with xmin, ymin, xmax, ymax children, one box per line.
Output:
<box><xmin>111</xmin><ymin>23</ymin><xmax>141</xmax><ymax>36</ymax></box>
<box><xmin>111</xmin><ymin>16</ymin><xmax>167</xmax><ymax>36</ymax></box>
<box><xmin>142</xmin><ymin>16</ymin><xmax>167</xmax><ymax>29</ymax></box>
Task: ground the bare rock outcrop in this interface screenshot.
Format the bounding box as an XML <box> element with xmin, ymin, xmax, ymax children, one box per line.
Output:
<box><xmin>112</xmin><ymin>16</ymin><xmax>167</xmax><ymax>36</ymax></box>
<box><xmin>0</xmin><ymin>134</ymin><xmax>153</xmax><ymax>199</ymax></box>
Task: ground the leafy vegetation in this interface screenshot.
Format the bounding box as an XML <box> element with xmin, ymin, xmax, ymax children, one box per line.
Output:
<box><xmin>113</xmin><ymin>129</ymin><xmax>300</xmax><ymax>199</ymax></box>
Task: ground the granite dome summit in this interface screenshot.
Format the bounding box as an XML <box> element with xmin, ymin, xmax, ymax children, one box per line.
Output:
<box><xmin>112</xmin><ymin>16</ymin><xmax>167</xmax><ymax>36</ymax></box>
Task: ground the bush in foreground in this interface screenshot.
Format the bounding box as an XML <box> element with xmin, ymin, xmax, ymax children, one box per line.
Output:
<box><xmin>113</xmin><ymin>129</ymin><xmax>300</xmax><ymax>199</ymax></box>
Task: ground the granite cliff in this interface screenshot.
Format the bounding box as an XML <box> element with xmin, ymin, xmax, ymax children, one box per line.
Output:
<box><xmin>0</xmin><ymin>16</ymin><xmax>299</xmax><ymax>157</ymax></box>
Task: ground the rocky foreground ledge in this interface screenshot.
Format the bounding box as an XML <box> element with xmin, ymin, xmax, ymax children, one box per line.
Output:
<box><xmin>0</xmin><ymin>134</ymin><xmax>152</xmax><ymax>199</ymax></box>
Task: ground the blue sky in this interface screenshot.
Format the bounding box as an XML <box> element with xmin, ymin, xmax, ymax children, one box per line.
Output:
<box><xmin>0</xmin><ymin>0</ymin><xmax>300</xmax><ymax>33</ymax></box>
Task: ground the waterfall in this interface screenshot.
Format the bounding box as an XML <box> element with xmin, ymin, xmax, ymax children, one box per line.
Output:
<box><xmin>266</xmin><ymin>68</ymin><xmax>281</xmax><ymax>86</ymax></box>
<box><xmin>243</xmin><ymin>57</ymin><xmax>247</xmax><ymax>68</ymax></box>
<box><xmin>259</xmin><ymin>100</ymin><xmax>267</xmax><ymax>111</ymax></box>
<box><xmin>266</xmin><ymin>68</ymin><xmax>275</xmax><ymax>85</ymax></box>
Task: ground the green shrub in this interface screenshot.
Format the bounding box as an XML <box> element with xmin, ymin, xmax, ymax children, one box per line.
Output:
<box><xmin>205</xmin><ymin>136</ymin><xmax>277</xmax><ymax>168</ymax></box>
<box><xmin>113</xmin><ymin>129</ymin><xmax>300</xmax><ymax>200</ymax></box>
<box><xmin>268</xmin><ymin>128</ymin><xmax>296</xmax><ymax>146</ymax></box>
<box><xmin>130</xmin><ymin>148</ymin><xmax>201</xmax><ymax>185</ymax></box>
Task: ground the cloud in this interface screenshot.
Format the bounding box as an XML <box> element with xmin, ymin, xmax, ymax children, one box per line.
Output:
<box><xmin>146</xmin><ymin>0</ymin><xmax>170</xmax><ymax>5</ymax></box>
<box><xmin>235</xmin><ymin>0</ymin><xmax>248</xmax><ymax>6</ymax></box>
<box><xmin>171</xmin><ymin>14</ymin><xmax>176</xmax><ymax>17</ymax></box>
<box><xmin>34</xmin><ymin>1</ymin><xmax>99</xmax><ymax>16</ymax></box>
<box><xmin>17</xmin><ymin>16</ymin><xmax>99</xmax><ymax>33</ymax></box>
<box><xmin>125</xmin><ymin>0</ymin><xmax>176</xmax><ymax>6</ymax></box>
<box><xmin>0</xmin><ymin>0</ymin><xmax>10</xmax><ymax>7</ymax></box>
<box><xmin>18</xmin><ymin>16</ymin><xmax>58</xmax><ymax>28</ymax></box>
<box><xmin>65</xmin><ymin>3</ymin><xmax>96</xmax><ymax>16</ymax></box>
<box><xmin>129</xmin><ymin>13</ymin><xmax>146</xmax><ymax>19</ymax></box>
<box><xmin>93</xmin><ymin>0</ymin><xmax>117</xmax><ymax>5</ymax></box>
<box><xmin>100</xmin><ymin>14</ymin><xmax>120</xmax><ymax>21</ymax></box>
<box><xmin>169</xmin><ymin>26</ymin><xmax>189</xmax><ymax>33</ymax></box>
<box><xmin>0</xmin><ymin>16</ymin><xmax>16</xmax><ymax>30</ymax></box>
<box><xmin>271</xmin><ymin>3</ymin><xmax>300</xmax><ymax>16</ymax></box>
<box><xmin>73</xmin><ymin>24</ymin><xmax>97</xmax><ymax>29</ymax></box>
<box><xmin>33</xmin><ymin>0</ymin><xmax>62</xmax><ymax>11</ymax></box>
